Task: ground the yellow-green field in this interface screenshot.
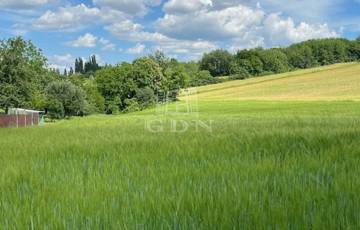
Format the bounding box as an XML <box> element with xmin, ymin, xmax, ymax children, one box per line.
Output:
<box><xmin>1</xmin><ymin>63</ymin><xmax>360</xmax><ymax>228</ymax></box>
<box><xmin>188</xmin><ymin>63</ymin><xmax>360</xmax><ymax>101</ymax></box>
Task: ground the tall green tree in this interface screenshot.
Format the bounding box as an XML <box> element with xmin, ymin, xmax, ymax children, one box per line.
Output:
<box><xmin>200</xmin><ymin>49</ymin><xmax>233</xmax><ymax>77</ymax></box>
<box><xmin>260</xmin><ymin>49</ymin><xmax>289</xmax><ymax>74</ymax></box>
<box><xmin>0</xmin><ymin>37</ymin><xmax>47</xmax><ymax>113</ymax></box>
<box><xmin>132</xmin><ymin>57</ymin><xmax>165</xmax><ymax>93</ymax></box>
<box><xmin>95</xmin><ymin>63</ymin><xmax>136</xmax><ymax>114</ymax></box>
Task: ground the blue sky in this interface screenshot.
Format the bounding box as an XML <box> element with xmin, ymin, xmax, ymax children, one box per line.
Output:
<box><xmin>1</xmin><ymin>0</ymin><xmax>360</xmax><ymax>71</ymax></box>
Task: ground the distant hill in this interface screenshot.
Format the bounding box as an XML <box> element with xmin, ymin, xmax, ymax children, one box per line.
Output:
<box><xmin>185</xmin><ymin>63</ymin><xmax>360</xmax><ymax>101</ymax></box>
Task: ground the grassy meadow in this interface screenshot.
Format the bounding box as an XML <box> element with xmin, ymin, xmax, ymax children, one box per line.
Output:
<box><xmin>1</xmin><ymin>63</ymin><xmax>360</xmax><ymax>229</ymax></box>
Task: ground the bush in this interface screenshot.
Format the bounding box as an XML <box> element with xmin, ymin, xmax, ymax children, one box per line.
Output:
<box><xmin>46</xmin><ymin>99</ymin><xmax>64</xmax><ymax>120</ymax></box>
<box><xmin>123</xmin><ymin>98</ymin><xmax>140</xmax><ymax>113</ymax></box>
<box><xmin>45</xmin><ymin>81</ymin><xmax>89</xmax><ymax>118</ymax></box>
<box><xmin>229</xmin><ymin>68</ymin><xmax>250</xmax><ymax>80</ymax></box>
<box><xmin>190</xmin><ymin>71</ymin><xmax>221</xmax><ymax>87</ymax></box>
<box><xmin>136</xmin><ymin>87</ymin><xmax>156</xmax><ymax>109</ymax></box>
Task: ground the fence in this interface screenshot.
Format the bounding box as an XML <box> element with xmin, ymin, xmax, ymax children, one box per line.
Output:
<box><xmin>0</xmin><ymin>113</ymin><xmax>39</xmax><ymax>128</ymax></box>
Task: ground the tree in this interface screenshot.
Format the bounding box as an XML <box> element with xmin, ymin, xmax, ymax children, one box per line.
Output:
<box><xmin>132</xmin><ymin>57</ymin><xmax>165</xmax><ymax>93</ymax></box>
<box><xmin>82</xmin><ymin>80</ymin><xmax>105</xmax><ymax>113</ymax></box>
<box><xmin>200</xmin><ymin>49</ymin><xmax>233</xmax><ymax>77</ymax></box>
<box><xmin>150</xmin><ymin>50</ymin><xmax>170</xmax><ymax>70</ymax></box>
<box><xmin>135</xmin><ymin>87</ymin><xmax>156</xmax><ymax>109</ymax></box>
<box><xmin>164</xmin><ymin>65</ymin><xmax>190</xmax><ymax>90</ymax></box>
<box><xmin>95</xmin><ymin>63</ymin><xmax>136</xmax><ymax>114</ymax></box>
<box><xmin>286</xmin><ymin>44</ymin><xmax>315</xmax><ymax>69</ymax></box>
<box><xmin>84</xmin><ymin>55</ymin><xmax>100</xmax><ymax>74</ymax></box>
<box><xmin>0</xmin><ymin>37</ymin><xmax>47</xmax><ymax>113</ymax></box>
<box><xmin>189</xmin><ymin>70</ymin><xmax>220</xmax><ymax>87</ymax></box>
<box><xmin>234</xmin><ymin>48</ymin><xmax>264</xmax><ymax>76</ymax></box>
<box><xmin>75</xmin><ymin>58</ymin><xmax>84</xmax><ymax>74</ymax></box>
<box><xmin>45</xmin><ymin>81</ymin><xmax>89</xmax><ymax>118</ymax></box>
<box><xmin>260</xmin><ymin>49</ymin><xmax>289</xmax><ymax>74</ymax></box>
<box><xmin>349</xmin><ymin>38</ymin><xmax>360</xmax><ymax>61</ymax></box>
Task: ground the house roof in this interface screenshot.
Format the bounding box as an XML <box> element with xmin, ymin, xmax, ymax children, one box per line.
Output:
<box><xmin>8</xmin><ymin>108</ymin><xmax>45</xmax><ymax>114</ymax></box>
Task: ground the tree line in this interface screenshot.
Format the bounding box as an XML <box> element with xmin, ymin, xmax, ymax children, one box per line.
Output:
<box><xmin>199</xmin><ymin>37</ymin><xmax>360</xmax><ymax>78</ymax></box>
<box><xmin>0</xmin><ymin>36</ymin><xmax>359</xmax><ymax>119</ymax></box>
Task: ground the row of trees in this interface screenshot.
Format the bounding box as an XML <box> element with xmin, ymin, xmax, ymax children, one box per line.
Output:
<box><xmin>74</xmin><ymin>55</ymin><xmax>100</xmax><ymax>75</ymax></box>
<box><xmin>200</xmin><ymin>37</ymin><xmax>360</xmax><ymax>77</ymax></box>
<box><xmin>1</xmin><ymin>36</ymin><xmax>359</xmax><ymax>119</ymax></box>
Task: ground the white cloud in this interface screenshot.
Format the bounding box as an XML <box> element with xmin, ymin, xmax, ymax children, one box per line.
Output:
<box><xmin>25</xmin><ymin>0</ymin><xmax>340</xmax><ymax>61</ymax></box>
<box><xmin>151</xmin><ymin>39</ymin><xmax>217</xmax><ymax>60</ymax></box>
<box><xmin>93</xmin><ymin>0</ymin><xmax>162</xmax><ymax>16</ymax></box>
<box><xmin>262</xmin><ymin>0</ymin><xmax>342</xmax><ymax>22</ymax></box>
<box><xmin>0</xmin><ymin>0</ymin><xmax>51</xmax><ymax>9</ymax></box>
<box><xmin>106</xmin><ymin>20</ymin><xmax>168</xmax><ymax>42</ymax></box>
<box><xmin>127</xmin><ymin>43</ymin><xmax>146</xmax><ymax>54</ymax></box>
<box><xmin>107</xmin><ymin>19</ymin><xmax>217</xmax><ymax>59</ymax></box>
<box><xmin>31</xmin><ymin>4</ymin><xmax>127</xmax><ymax>32</ymax></box>
<box><xmin>264</xmin><ymin>14</ymin><xmax>339</xmax><ymax>46</ymax></box>
<box><xmin>66</xmin><ymin>33</ymin><xmax>98</xmax><ymax>48</ymax></box>
<box><xmin>93</xmin><ymin>0</ymin><xmax>147</xmax><ymax>16</ymax></box>
<box><xmin>156</xmin><ymin>3</ymin><xmax>338</xmax><ymax>49</ymax></box>
<box><xmin>157</xmin><ymin>5</ymin><xmax>265</xmax><ymax>41</ymax></box>
<box><xmin>48</xmin><ymin>54</ymin><xmax>74</xmax><ymax>71</ymax></box>
<box><xmin>163</xmin><ymin>0</ymin><xmax>213</xmax><ymax>14</ymax></box>
<box><xmin>99</xmin><ymin>38</ymin><xmax>116</xmax><ymax>51</ymax></box>
<box><xmin>32</xmin><ymin>4</ymin><xmax>101</xmax><ymax>31</ymax></box>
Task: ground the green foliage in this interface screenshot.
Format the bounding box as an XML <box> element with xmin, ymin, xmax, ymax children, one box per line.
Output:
<box><xmin>135</xmin><ymin>87</ymin><xmax>156</xmax><ymax>109</ymax></box>
<box><xmin>286</xmin><ymin>44</ymin><xmax>315</xmax><ymax>69</ymax></box>
<box><xmin>123</xmin><ymin>98</ymin><xmax>140</xmax><ymax>113</ymax></box>
<box><xmin>234</xmin><ymin>48</ymin><xmax>264</xmax><ymax>75</ymax></box>
<box><xmin>84</xmin><ymin>55</ymin><xmax>100</xmax><ymax>75</ymax></box>
<box><xmin>95</xmin><ymin>63</ymin><xmax>136</xmax><ymax>114</ymax></box>
<box><xmin>2</xmin><ymin>36</ymin><xmax>360</xmax><ymax>119</ymax></box>
<box><xmin>132</xmin><ymin>57</ymin><xmax>165</xmax><ymax>93</ymax></box>
<box><xmin>149</xmin><ymin>50</ymin><xmax>170</xmax><ymax>70</ymax></box>
<box><xmin>82</xmin><ymin>80</ymin><xmax>105</xmax><ymax>113</ymax></box>
<box><xmin>75</xmin><ymin>58</ymin><xmax>84</xmax><ymax>74</ymax></box>
<box><xmin>45</xmin><ymin>81</ymin><xmax>89</xmax><ymax>119</ymax></box>
<box><xmin>228</xmin><ymin>38</ymin><xmax>359</xmax><ymax>80</ymax></box>
<box><xmin>260</xmin><ymin>49</ymin><xmax>289</xmax><ymax>74</ymax></box>
<box><xmin>164</xmin><ymin>64</ymin><xmax>190</xmax><ymax>90</ymax></box>
<box><xmin>349</xmin><ymin>39</ymin><xmax>360</xmax><ymax>61</ymax></box>
<box><xmin>200</xmin><ymin>49</ymin><xmax>233</xmax><ymax>77</ymax></box>
<box><xmin>229</xmin><ymin>67</ymin><xmax>250</xmax><ymax>80</ymax></box>
<box><xmin>46</xmin><ymin>98</ymin><xmax>64</xmax><ymax>119</ymax></box>
<box><xmin>190</xmin><ymin>70</ymin><xmax>221</xmax><ymax>87</ymax></box>
<box><xmin>0</xmin><ymin>37</ymin><xmax>47</xmax><ymax>112</ymax></box>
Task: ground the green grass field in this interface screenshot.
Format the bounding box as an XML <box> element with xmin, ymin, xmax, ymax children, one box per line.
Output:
<box><xmin>1</xmin><ymin>63</ymin><xmax>360</xmax><ymax>229</ymax></box>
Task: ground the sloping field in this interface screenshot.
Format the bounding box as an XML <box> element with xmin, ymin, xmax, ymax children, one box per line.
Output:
<box><xmin>188</xmin><ymin>63</ymin><xmax>360</xmax><ymax>101</ymax></box>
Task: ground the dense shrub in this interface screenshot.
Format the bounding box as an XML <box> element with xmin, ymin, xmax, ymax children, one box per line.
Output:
<box><xmin>135</xmin><ymin>87</ymin><xmax>156</xmax><ymax>109</ymax></box>
<box><xmin>190</xmin><ymin>71</ymin><xmax>221</xmax><ymax>87</ymax></box>
<box><xmin>45</xmin><ymin>81</ymin><xmax>89</xmax><ymax>118</ymax></box>
<box><xmin>229</xmin><ymin>68</ymin><xmax>250</xmax><ymax>80</ymax></box>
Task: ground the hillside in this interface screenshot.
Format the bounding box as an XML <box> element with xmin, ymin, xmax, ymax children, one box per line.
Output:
<box><xmin>184</xmin><ymin>63</ymin><xmax>360</xmax><ymax>101</ymax></box>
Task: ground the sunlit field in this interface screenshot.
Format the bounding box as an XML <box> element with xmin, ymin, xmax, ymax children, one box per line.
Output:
<box><xmin>190</xmin><ymin>63</ymin><xmax>360</xmax><ymax>101</ymax></box>
<box><xmin>1</xmin><ymin>63</ymin><xmax>360</xmax><ymax>228</ymax></box>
